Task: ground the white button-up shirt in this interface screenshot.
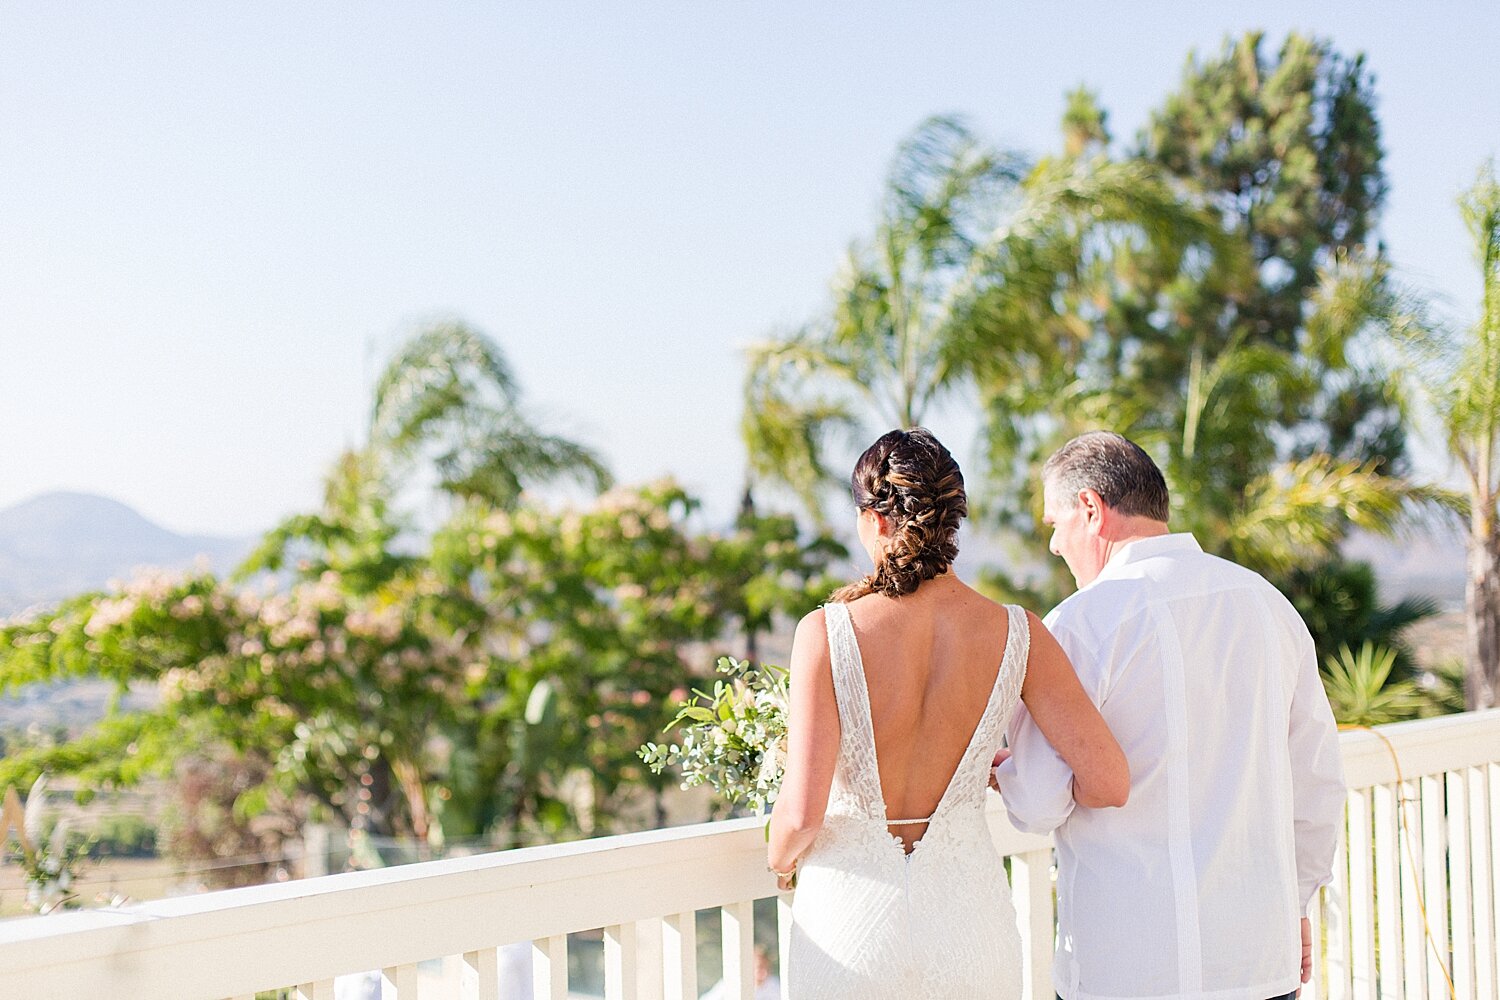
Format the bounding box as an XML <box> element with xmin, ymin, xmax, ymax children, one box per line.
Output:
<box><xmin>998</xmin><ymin>534</ymin><xmax>1345</xmax><ymax>1000</ymax></box>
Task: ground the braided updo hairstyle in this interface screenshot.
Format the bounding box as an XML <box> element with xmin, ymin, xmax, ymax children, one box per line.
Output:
<box><xmin>829</xmin><ymin>428</ymin><xmax>967</xmax><ymax>602</ymax></box>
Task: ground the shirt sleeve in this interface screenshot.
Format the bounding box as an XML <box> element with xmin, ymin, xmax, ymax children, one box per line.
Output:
<box><xmin>1285</xmin><ymin>607</ymin><xmax>1347</xmax><ymax>913</ymax></box>
<box><xmin>997</xmin><ymin>611</ymin><xmax>1094</xmax><ymax>835</ymax></box>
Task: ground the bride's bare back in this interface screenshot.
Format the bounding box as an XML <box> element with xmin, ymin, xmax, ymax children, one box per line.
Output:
<box><xmin>844</xmin><ymin>575</ymin><xmax>1010</xmax><ymax>851</ymax></box>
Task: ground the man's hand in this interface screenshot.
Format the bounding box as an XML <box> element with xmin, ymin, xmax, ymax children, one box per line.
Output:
<box><xmin>989</xmin><ymin>748</ymin><xmax>1012</xmax><ymax>794</ymax></box>
<box><xmin>1299</xmin><ymin>916</ymin><xmax>1312</xmax><ymax>993</ymax></box>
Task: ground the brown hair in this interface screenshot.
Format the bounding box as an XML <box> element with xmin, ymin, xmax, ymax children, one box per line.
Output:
<box><xmin>1041</xmin><ymin>431</ymin><xmax>1170</xmax><ymax>522</ymax></box>
<box><xmin>829</xmin><ymin>428</ymin><xmax>967</xmax><ymax>602</ymax></box>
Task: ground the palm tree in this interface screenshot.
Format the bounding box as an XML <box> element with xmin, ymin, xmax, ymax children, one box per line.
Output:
<box><xmin>243</xmin><ymin>321</ymin><xmax>611</xmax><ymax>585</ymax></box>
<box><xmin>370</xmin><ymin>321</ymin><xmax>611</xmax><ymax>507</ymax></box>
<box><xmin>742</xmin><ymin>115</ymin><xmax>1218</xmax><ymax>521</ymax></box>
<box><xmin>1405</xmin><ymin>163</ymin><xmax>1500</xmax><ymax>709</ymax></box>
<box><xmin>1321</xmin><ymin>641</ymin><xmax>1426</xmax><ymax>727</ymax></box>
<box><xmin>1016</xmin><ymin>244</ymin><xmax>1445</xmax><ymax>591</ymax></box>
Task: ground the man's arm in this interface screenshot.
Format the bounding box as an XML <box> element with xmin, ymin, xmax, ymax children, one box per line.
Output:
<box><xmin>997</xmin><ymin>701</ymin><xmax>1076</xmax><ymax>833</ymax></box>
<box><xmin>1285</xmin><ymin>609</ymin><xmax>1346</xmax><ymax>912</ymax></box>
<box><xmin>997</xmin><ymin>614</ymin><xmax>1108</xmax><ymax>833</ymax></box>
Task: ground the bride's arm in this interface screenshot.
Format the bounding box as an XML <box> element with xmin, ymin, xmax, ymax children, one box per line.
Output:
<box><xmin>767</xmin><ymin>609</ymin><xmax>840</xmax><ymax>883</ymax></box>
<box><xmin>1016</xmin><ymin>611</ymin><xmax>1130</xmax><ymax>809</ymax></box>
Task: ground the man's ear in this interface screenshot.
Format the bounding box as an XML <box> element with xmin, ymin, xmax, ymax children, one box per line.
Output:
<box><xmin>1079</xmin><ymin>488</ymin><xmax>1107</xmax><ymax>529</ymax></box>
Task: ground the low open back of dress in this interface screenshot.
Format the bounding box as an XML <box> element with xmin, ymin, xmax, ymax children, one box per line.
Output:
<box><xmin>784</xmin><ymin>600</ymin><xmax>1030</xmax><ymax>1000</ymax></box>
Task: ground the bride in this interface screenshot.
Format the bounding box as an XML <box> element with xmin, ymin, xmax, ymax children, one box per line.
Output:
<box><xmin>767</xmin><ymin>428</ymin><xmax>1129</xmax><ymax>1000</ymax></box>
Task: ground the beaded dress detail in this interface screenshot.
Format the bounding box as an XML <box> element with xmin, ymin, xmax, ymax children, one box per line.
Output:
<box><xmin>786</xmin><ymin>602</ymin><xmax>1030</xmax><ymax>1000</ymax></box>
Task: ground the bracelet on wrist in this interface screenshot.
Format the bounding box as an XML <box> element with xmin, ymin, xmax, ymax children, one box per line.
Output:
<box><xmin>768</xmin><ymin>861</ymin><xmax>798</xmax><ymax>879</ymax></box>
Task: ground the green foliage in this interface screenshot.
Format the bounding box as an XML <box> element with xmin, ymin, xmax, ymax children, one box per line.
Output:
<box><xmin>158</xmin><ymin>748</ymin><xmax>298</xmax><ymax>888</ymax></box>
<box><xmin>1145</xmin><ymin>33</ymin><xmax>1386</xmax><ymax>353</ymax></box>
<box><xmin>1321</xmin><ymin>641</ymin><xmax>1426</xmax><ymax>727</ymax></box>
<box><xmin>427</xmin><ymin>481</ymin><xmax>841</xmax><ymax>842</ymax></box>
<box><xmin>1223</xmin><ymin>457</ymin><xmax>1453</xmax><ymax>577</ymax></box>
<box><xmin>1416</xmin><ymin>658</ymin><xmax>1468</xmax><ymax>718</ymax></box>
<box><xmin>88</xmin><ymin>814</ymin><xmax>156</xmax><ymax>858</ymax></box>
<box><xmin>741</xmin><ymin>115</ymin><xmax>1215</xmax><ymax>520</ymax></box>
<box><xmin>1</xmin><ymin>324</ymin><xmax>842</xmax><ymax>856</ymax></box>
<box><xmin>0</xmin><ymin>481</ymin><xmax>840</xmax><ymax>851</ymax></box>
<box><xmin>972</xmin><ymin>33</ymin><xmax>1432</xmax><ymax>604</ymax></box>
<box><xmin>1284</xmin><ymin>559</ymin><xmax>1436</xmax><ymax>673</ymax></box>
<box><xmin>742</xmin><ymin>33</ymin><xmax>1425</xmax><ymax>616</ymax></box>
<box><xmin>369</xmin><ymin>320</ymin><xmax>611</xmax><ymax>507</ymax></box>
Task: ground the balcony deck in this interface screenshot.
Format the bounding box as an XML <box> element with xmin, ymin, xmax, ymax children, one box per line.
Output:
<box><xmin>2</xmin><ymin>710</ymin><xmax>1499</xmax><ymax>1000</ymax></box>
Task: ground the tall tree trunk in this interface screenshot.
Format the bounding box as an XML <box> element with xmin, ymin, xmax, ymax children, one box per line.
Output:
<box><xmin>1467</xmin><ymin>527</ymin><xmax>1500</xmax><ymax>710</ymax></box>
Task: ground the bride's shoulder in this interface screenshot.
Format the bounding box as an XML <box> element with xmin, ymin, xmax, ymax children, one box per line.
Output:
<box><xmin>792</xmin><ymin>606</ymin><xmax>834</xmax><ymax>653</ymax></box>
<box><xmin>789</xmin><ymin>608</ymin><xmax>834</xmax><ymax>676</ymax></box>
<box><xmin>796</xmin><ymin>605</ymin><xmax>830</xmax><ymax>634</ymax></box>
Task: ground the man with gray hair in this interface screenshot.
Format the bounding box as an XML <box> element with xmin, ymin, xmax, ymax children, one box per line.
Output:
<box><xmin>995</xmin><ymin>431</ymin><xmax>1345</xmax><ymax>1000</ymax></box>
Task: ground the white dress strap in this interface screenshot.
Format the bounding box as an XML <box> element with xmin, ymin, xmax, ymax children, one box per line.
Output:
<box><xmin>822</xmin><ymin>602</ymin><xmax>886</xmax><ymax>820</ymax></box>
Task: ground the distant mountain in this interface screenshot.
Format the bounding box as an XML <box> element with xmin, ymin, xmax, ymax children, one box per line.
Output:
<box><xmin>0</xmin><ymin>492</ymin><xmax>257</xmax><ymax>617</ymax></box>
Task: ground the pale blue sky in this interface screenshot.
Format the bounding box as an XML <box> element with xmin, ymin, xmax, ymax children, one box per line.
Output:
<box><xmin>2</xmin><ymin>4</ymin><xmax>1496</xmax><ymax>535</ymax></box>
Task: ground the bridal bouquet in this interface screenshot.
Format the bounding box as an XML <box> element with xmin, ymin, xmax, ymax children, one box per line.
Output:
<box><xmin>639</xmin><ymin>656</ymin><xmax>789</xmax><ymax>812</ymax></box>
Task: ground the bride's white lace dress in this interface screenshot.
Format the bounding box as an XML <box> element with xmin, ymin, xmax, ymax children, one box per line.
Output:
<box><xmin>786</xmin><ymin>601</ymin><xmax>1029</xmax><ymax>1000</ymax></box>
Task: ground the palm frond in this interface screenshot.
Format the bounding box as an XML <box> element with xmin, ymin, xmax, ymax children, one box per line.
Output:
<box><xmin>367</xmin><ymin>322</ymin><xmax>610</xmax><ymax>509</ymax></box>
<box><xmin>741</xmin><ymin>336</ymin><xmax>862</xmax><ymax>521</ymax></box>
<box><xmin>370</xmin><ymin>321</ymin><xmax>520</xmax><ymax>451</ymax></box>
<box><xmin>1228</xmin><ymin>456</ymin><xmax>1452</xmax><ymax>574</ymax></box>
<box><xmin>437</xmin><ymin>423</ymin><xmax>612</xmax><ymax>508</ymax></box>
<box><xmin>1303</xmin><ymin>250</ymin><xmax>1395</xmax><ymax>369</ymax></box>
<box><xmin>1366</xmin><ymin>595</ymin><xmax>1441</xmax><ymax>640</ymax></box>
<box><xmin>1321</xmin><ymin>641</ymin><xmax>1426</xmax><ymax>727</ymax></box>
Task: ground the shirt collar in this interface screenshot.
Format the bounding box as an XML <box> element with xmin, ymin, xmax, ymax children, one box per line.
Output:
<box><xmin>1090</xmin><ymin>532</ymin><xmax>1201</xmax><ymax>583</ymax></box>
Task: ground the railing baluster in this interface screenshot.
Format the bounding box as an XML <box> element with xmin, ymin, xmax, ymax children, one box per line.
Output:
<box><xmin>1420</xmin><ymin>773</ymin><xmax>1450</xmax><ymax>1000</ymax></box>
<box><xmin>1324</xmin><ymin>828</ymin><xmax>1351</xmax><ymax>1000</ymax></box>
<box><xmin>1349</xmin><ymin>785</ymin><xmax>1377</xmax><ymax>999</ymax></box>
<box><xmin>1012</xmin><ymin>847</ymin><xmax>1054</xmax><ymax>1000</ymax></box>
<box><xmin>382</xmin><ymin>964</ymin><xmax>419</xmax><ymax>999</ymax></box>
<box><xmin>466</xmin><ymin>947</ymin><xmax>501</xmax><ymax>1000</ymax></box>
<box><xmin>1471</xmin><ymin>765</ymin><xmax>1496</xmax><ymax>1000</ymax></box>
<box><xmin>295</xmin><ymin>980</ymin><xmax>334</xmax><ymax>1000</ymax></box>
<box><xmin>721</xmin><ymin>899</ymin><xmax>755</xmax><ymax>1000</ymax></box>
<box><xmin>533</xmin><ymin>934</ymin><xmax>569</xmax><ymax>1000</ymax></box>
<box><xmin>1448</xmin><ymin>770</ymin><xmax>1475</xmax><ymax>1000</ymax></box>
<box><xmin>777</xmin><ymin>895</ymin><xmax>793</xmax><ymax>1000</ymax></box>
<box><xmin>1373</xmin><ymin>782</ymin><xmax>1403</xmax><ymax>999</ymax></box>
<box><xmin>605</xmin><ymin>922</ymin><xmax>640</xmax><ymax>1000</ymax></box>
<box><xmin>634</xmin><ymin>917</ymin><xmax>663</xmax><ymax>999</ymax></box>
<box><xmin>1489</xmin><ymin>762</ymin><xmax>1500</xmax><ymax>992</ymax></box>
<box><xmin>662</xmin><ymin>910</ymin><xmax>698</xmax><ymax>1000</ymax></box>
<box><xmin>1399</xmin><ymin>778</ymin><xmax>1426</xmax><ymax>998</ymax></box>
<box><xmin>1488</xmin><ymin>767</ymin><xmax>1500</xmax><ymax>995</ymax></box>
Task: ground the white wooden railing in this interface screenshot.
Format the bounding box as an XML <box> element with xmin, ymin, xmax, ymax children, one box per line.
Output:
<box><xmin>2</xmin><ymin>710</ymin><xmax>1498</xmax><ymax>1000</ymax></box>
<box><xmin>1321</xmin><ymin>711</ymin><xmax>1500</xmax><ymax>1000</ymax></box>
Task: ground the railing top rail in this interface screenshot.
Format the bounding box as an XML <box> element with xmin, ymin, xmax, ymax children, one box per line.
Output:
<box><xmin>1338</xmin><ymin>708</ymin><xmax>1500</xmax><ymax>787</ymax></box>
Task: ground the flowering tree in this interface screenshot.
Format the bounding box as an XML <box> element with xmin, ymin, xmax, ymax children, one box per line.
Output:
<box><xmin>0</xmin><ymin>483</ymin><xmax>841</xmax><ymax>851</ymax></box>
